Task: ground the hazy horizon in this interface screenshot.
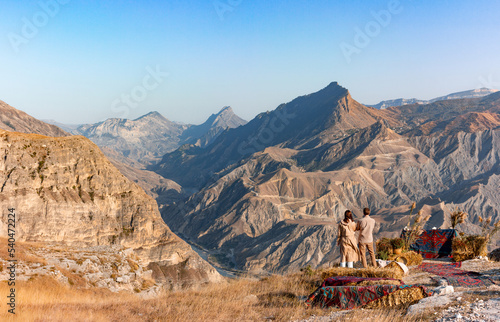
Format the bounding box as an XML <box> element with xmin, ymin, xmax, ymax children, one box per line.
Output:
<box><xmin>37</xmin><ymin>84</ymin><xmax>500</xmax><ymax>127</ymax></box>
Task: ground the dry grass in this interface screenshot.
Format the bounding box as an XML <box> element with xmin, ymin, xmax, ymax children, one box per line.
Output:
<box><xmin>388</xmin><ymin>251</ymin><xmax>423</xmax><ymax>266</ymax></box>
<box><xmin>0</xmin><ymin>272</ymin><xmax>329</xmax><ymax>321</ymax></box>
<box><xmin>452</xmin><ymin>235</ymin><xmax>488</xmax><ymax>262</ymax></box>
<box><xmin>0</xmin><ymin>269</ymin><xmax>433</xmax><ymax>322</ymax></box>
<box><xmin>0</xmin><ymin>275</ymin><xmax>133</xmax><ymax>321</ymax></box>
<box><xmin>0</xmin><ymin>238</ymin><xmax>428</xmax><ymax>321</ymax></box>
<box><xmin>0</xmin><ymin>237</ymin><xmax>47</xmax><ymax>265</ymax></box>
<box><xmin>56</xmin><ymin>266</ymin><xmax>89</xmax><ymax>288</ymax></box>
<box><xmin>320</xmin><ymin>264</ymin><xmax>405</xmax><ymax>280</ymax></box>
<box><xmin>364</xmin><ymin>287</ymin><xmax>427</xmax><ymax>308</ymax></box>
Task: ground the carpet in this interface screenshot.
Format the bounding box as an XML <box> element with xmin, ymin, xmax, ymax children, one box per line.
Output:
<box><xmin>417</xmin><ymin>262</ymin><xmax>496</xmax><ymax>287</ymax></box>
<box><xmin>403</xmin><ymin>229</ymin><xmax>457</xmax><ymax>259</ymax></box>
<box><xmin>306</xmin><ymin>284</ymin><xmax>431</xmax><ymax>309</ymax></box>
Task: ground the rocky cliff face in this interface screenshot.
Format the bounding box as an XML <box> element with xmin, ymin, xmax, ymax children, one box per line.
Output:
<box><xmin>0</xmin><ymin>129</ymin><xmax>221</xmax><ymax>287</ymax></box>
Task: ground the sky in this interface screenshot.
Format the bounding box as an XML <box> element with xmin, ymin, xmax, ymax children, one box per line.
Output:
<box><xmin>1</xmin><ymin>0</ymin><xmax>500</xmax><ymax>125</ymax></box>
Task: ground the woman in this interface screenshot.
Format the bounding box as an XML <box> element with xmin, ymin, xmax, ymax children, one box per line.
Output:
<box><xmin>337</xmin><ymin>210</ymin><xmax>359</xmax><ymax>268</ymax></box>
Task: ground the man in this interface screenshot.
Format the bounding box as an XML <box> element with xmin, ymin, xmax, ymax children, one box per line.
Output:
<box><xmin>357</xmin><ymin>207</ymin><xmax>377</xmax><ymax>268</ymax></box>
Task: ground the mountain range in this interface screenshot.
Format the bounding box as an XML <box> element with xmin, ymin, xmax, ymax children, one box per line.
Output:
<box><xmin>49</xmin><ymin>106</ymin><xmax>247</xmax><ymax>169</ymax></box>
<box><xmin>367</xmin><ymin>88</ymin><xmax>498</xmax><ymax>110</ymax></box>
<box><xmin>153</xmin><ymin>82</ymin><xmax>500</xmax><ymax>273</ymax></box>
<box><xmin>2</xmin><ymin>82</ymin><xmax>499</xmax><ymax>277</ymax></box>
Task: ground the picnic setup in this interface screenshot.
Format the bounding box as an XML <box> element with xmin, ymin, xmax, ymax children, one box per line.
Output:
<box><xmin>304</xmin><ymin>205</ymin><xmax>500</xmax><ymax>311</ymax></box>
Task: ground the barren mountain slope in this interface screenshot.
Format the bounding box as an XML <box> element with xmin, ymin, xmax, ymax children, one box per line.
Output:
<box><xmin>76</xmin><ymin>112</ymin><xmax>188</xmax><ymax>166</ymax></box>
<box><xmin>180</xmin><ymin>106</ymin><xmax>247</xmax><ymax>147</ymax></box>
<box><xmin>77</xmin><ymin>107</ymin><xmax>247</xmax><ymax>168</ymax></box>
<box><xmin>154</xmin><ymin>82</ymin><xmax>396</xmax><ymax>189</ymax></box>
<box><xmin>108</xmin><ymin>155</ymin><xmax>188</xmax><ymax>206</ymax></box>
<box><xmin>0</xmin><ymin>100</ymin><xmax>68</xmax><ymax>137</ymax></box>
<box><xmin>158</xmin><ymin>85</ymin><xmax>500</xmax><ymax>274</ymax></box>
<box><xmin>380</xmin><ymin>91</ymin><xmax>500</xmax><ymax>133</ymax></box>
<box><xmin>0</xmin><ymin>130</ymin><xmax>221</xmax><ymax>287</ymax></box>
<box><xmin>406</xmin><ymin>112</ymin><xmax>500</xmax><ymax>136</ymax></box>
<box><xmin>162</xmin><ymin>122</ymin><xmax>447</xmax><ymax>272</ymax></box>
<box><xmin>368</xmin><ymin>87</ymin><xmax>498</xmax><ymax>109</ymax></box>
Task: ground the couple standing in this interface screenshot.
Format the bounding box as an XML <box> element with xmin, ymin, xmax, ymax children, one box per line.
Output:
<box><xmin>337</xmin><ymin>208</ymin><xmax>376</xmax><ymax>268</ymax></box>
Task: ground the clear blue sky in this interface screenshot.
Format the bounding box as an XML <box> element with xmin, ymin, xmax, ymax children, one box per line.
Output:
<box><xmin>1</xmin><ymin>0</ymin><xmax>500</xmax><ymax>125</ymax></box>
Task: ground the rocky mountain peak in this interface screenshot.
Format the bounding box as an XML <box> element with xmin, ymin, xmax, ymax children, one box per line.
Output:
<box><xmin>295</xmin><ymin>82</ymin><xmax>350</xmax><ymax>105</ymax></box>
<box><xmin>207</xmin><ymin>106</ymin><xmax>246</xmax><ymax>128</ymax></box>
<box><xmin>134</xmin><ymin>111</ymin><xmax>169</xmax><ymax>122</ymax></box>
<box><xmin>178</xmin><ymin>106</ymin><xmax>247</xmax><ymax>148</ymax></box>
<box><xmin>322</xmin><ymin>81</ymin><xmax>348</xmax><ymax>94</ymax></box>
<box><xmin>219</xmin><ymin>106</ymin><xmax>234</xmax><ymax>114</ymax></box>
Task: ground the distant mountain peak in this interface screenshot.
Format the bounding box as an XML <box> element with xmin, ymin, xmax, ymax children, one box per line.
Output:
<box><xmin>207</xmin><ymin>106</ymin><xmax>246</xmax><ymax>128</ymax></box>
<box><xmin>430</xmin><ymin>88</ymin><xmax>499</xmax><ymax>103</ymax></box>
<box><xmin>145</xmin><ymin>111</ymin><xmax>162</xmax><ymax>117</ymax></box>
<box><xmin>318</xmin><ymin>81</ymin><xmax>349</xmax><ymax>97</ymax></box>
<box><xmin>218</xmin><ymin>106</ymin><xmax>233</xmax><ymax>113</ymax></box>
<box><xmin>134</xmin><ymin>111</ymin><xmax>167</xmax><ymax>121</ymax></box>
<box><xmin>178</xmin><ymin>106</ymin><xmax>247</xmax><ymax>148</ymax></box>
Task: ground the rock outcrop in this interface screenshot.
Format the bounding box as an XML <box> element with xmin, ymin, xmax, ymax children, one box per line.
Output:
<box><xmin>0</xmin><ymin>129</ymin><xmax>221</xmax><ymax>287</ymax></box>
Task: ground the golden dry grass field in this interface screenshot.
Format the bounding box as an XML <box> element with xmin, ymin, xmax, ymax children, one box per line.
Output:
<box><xmin>1</xmin><ymin>238</ymin><xmax>497</xmax><ymax>322</ymax></box>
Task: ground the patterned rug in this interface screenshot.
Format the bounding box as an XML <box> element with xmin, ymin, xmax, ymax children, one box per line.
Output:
<box><xmin>319</xmin><ymin>276</ymin><xmax>403</xmax><ymax>287</ymax></box>
<box><xmin>403</xmin><ymin>229</ymin><xmax>457</xmax><ymax>259</ymax></box>
<box><xmin>417</xmin><ymin>262</ymin><xmax>496</xmax><ymax>287</ymax></box>
<box><xmin>305</xmin><ymin>284</ymin><xmax>431</xmax><ymax>309</ymax></box>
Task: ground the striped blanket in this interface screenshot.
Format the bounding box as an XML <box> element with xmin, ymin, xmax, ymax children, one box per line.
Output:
<box><xmin>306</xmin><ymin>277</ymin><xmax>431</xmax><ymax>309</ymax></box>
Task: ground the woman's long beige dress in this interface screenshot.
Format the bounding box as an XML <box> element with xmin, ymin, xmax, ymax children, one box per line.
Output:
<box><xmin>337</xmin><ymin>219</ymin><xmax>359</xmax><ymax>262</ymax></box>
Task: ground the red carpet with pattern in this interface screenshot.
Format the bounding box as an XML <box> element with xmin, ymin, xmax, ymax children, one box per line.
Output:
<box><xmin>417</xmin><ymin>262</ymin><xmax>496</xmax><ymax>287</ymax></box>
<box><xmin>306</xmin><ymin>276</ymin><xmax>429</xmax><ymax>309</ymax></box>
